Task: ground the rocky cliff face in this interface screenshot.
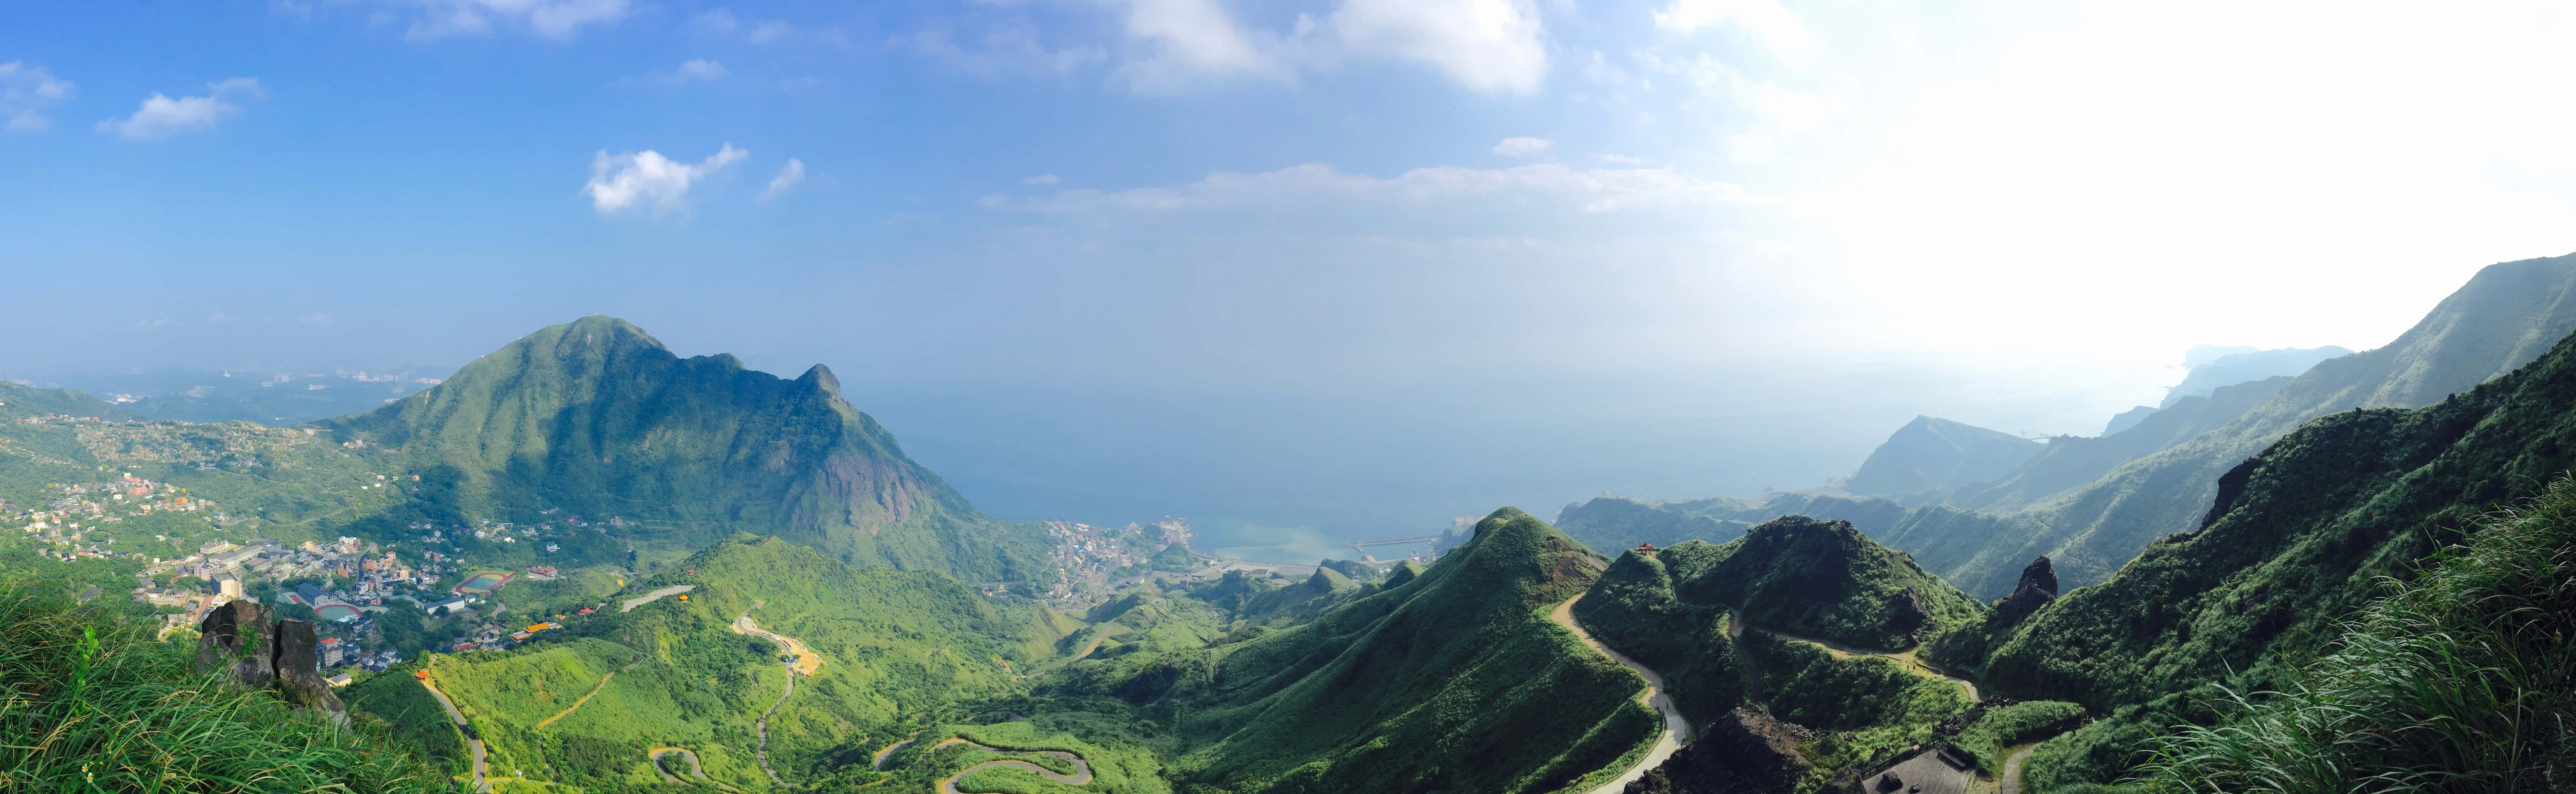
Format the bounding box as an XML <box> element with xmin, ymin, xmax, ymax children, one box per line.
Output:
<box><xmin>1991</xmin><ymin>556</ymin><xmax>2057</xmax><ymax>625</ymax></box>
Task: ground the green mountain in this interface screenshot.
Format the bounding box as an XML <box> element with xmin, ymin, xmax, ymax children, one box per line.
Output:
<box><xmin>1555</xmin><ymin>495</ymin><xmax>1752</xmax><ymax>552</ymax></box>
<box><xmin>1965</xmin><ymin>313</ymin><xmax>2576</xmax><ymax>788</ymax></box>
<box><xmin>323</xmin><ymin>316</ymin><xmax>1054</xmax><ymax>584</ymax></box>
<box><xmin>1839</xmin><ymin>416</ymin><xmax>2042</xmax><ymax>496</ymax></box>
<box><xmin>1943</xmin><ymin>374</ymin><xmax>2295</xmax><ymax>512</ymax></box>
<box><xmin>1560</xmin><ymin>254</ymin><xmax>2576</xmax><ymax>598</ymax></box>
<box><xmin>1043</xmin><ymin>507</ymin><xmax>1662</xmax><ymax>794</ymax></box>
<box><xmin>0</xmin><ymin>380</ymin><xmax>136</xmax><ymax>421</ymax></box>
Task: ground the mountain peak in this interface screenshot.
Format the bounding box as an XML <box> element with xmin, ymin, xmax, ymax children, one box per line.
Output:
<box><xmin>797</xmin><ymin>364</ymin><xmax>841</xmax><ymax>396</ymax></box>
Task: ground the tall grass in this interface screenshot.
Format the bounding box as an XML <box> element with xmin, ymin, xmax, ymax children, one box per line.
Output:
<box><xmin>0</xmin><ymin>581</ymin><xmax>441</xmax><ymax>792</ymax></box>
<box><xmin>2135</xmin><ymin>476</ymin><xmax>2576</xmax><ymax>793</ymax></box>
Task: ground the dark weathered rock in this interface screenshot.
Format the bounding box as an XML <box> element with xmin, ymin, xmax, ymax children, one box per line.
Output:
<box><xmin>269</xmin><ymin>618</ymin><xmax>346</xmax><ymax>716</ymax></box>
<box><xmin>1993</xmin><ymin>556</ymin><xmax>2058</xmax><ymax>625</ymax></box>
<box><xmin>194</xmin><ymin>600</ymin><xmax>276</xmax><ymax>687</ymax></box>
<box><xmin>1624</xmin><ymin>707</ymin><xmax>1815</xmax><ymax>794</ymax></box>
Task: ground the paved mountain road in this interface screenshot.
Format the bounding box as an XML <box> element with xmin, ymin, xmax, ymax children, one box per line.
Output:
<box><xmin>1739</xmin><ymin>609</ymin><xmax>1981</xmax><ymax>703</ymax></box>
<box><xmin>415</xmin><ymin>674</ymin><xmax>488</xmax><ymax>793</ymax></box>
<box><xmin>619</xmin><ymin>584</ymin><xmax>695</xmax><ymax>612</ymax></box>
<box><xmin>1551</xmin><ymin>593</ymin><xmax>1693</xmax><ymax>794</ymax></box>
<box><xmin>928</xmin><ymin>738</ymin><xmax>1095</xmax><ymax>794</ymax></box>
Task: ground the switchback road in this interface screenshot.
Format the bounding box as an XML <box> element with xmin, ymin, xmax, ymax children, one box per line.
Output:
<box><xmin>1551</xmin><ymin>594</ymin><xmax>1692</xmax><ymax>794</ymax></box>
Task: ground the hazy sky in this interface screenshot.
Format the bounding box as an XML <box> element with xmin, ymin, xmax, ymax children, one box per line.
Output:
<box><xmin>5</xmin><ymin>2</ymin><xmax>2573</xmax><ymax>555</ymax></box>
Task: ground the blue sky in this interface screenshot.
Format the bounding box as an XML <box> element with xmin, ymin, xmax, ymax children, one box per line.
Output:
<box><xmin>8</xmin><ymin>1</ymin><xmax>2576</xmax><ymax>553</ymax></box>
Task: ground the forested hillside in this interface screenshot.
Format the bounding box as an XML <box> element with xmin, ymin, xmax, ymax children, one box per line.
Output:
<box><xmin>1975</xmin><ymin>311</ymin><xmax>2576</xmax><ymax>788</ymax></box>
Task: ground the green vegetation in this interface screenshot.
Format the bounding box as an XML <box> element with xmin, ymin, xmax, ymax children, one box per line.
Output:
<box><xmin>2131</xmin><ymin>478</ymin><xmax>2576</xmax><ymax>792</ymax></box>
<box><xmin>1947</xmin><ymin>700</ymin><xmax>2083</xmax><ymax>774</ymax></box>
<box><xmin>1570</xmin><ymin>547</ymin><xmax>1743</xmax><ymax>725</ymax></box>
<box><xmin>1035</xmin><ymin>508</ymin><xmax>1659</xmax><ymax>794</ymax></box>
<box><xmin>0</xmin><ymin>579</ymin><xmax>438</xmax><ymax>791</ymax></box>
<box><xmin>321</xmin><ymin>316</ymin><xmax>1059</xmax><ymax>583</ymax></box>
<box><xmin>1641</xmin><ymin>516</ymin><xmax>1983</xmax><ymax>651</ymax></box>
<box><xmin>1968</xmin><ymin>306</ymin><xmax>2576</xmax><ymax>788</ymax></box>
<box><xmin>1739</xmin><ymin>631</ymin><xmax>1970</xmax><ymax>773</ymax></box>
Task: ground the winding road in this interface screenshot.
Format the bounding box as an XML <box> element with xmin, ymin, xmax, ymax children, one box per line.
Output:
<box><xmin>731</xmin><ymin>608</ymin><xmax>820</xmax><ymax>788</ymax></box>
<box><xmin>1550</xmin><ymin>594</ymin><xmax>1692</xmax><ymax>794</ymax></box>
<box><xmin>649</xmin><ymin>747</ymin><xmax>744</xmax><ymax>792</ymax></box>
<box><xmin>870</xmin><ymin>736</ymin><xmax>920</xmax><ymax>771</ymax></box>
<box><xmin>928</xmin><ymin>738</ymin><xmax>1095</xmax><ymax>794</ymax></box>
<box><xmin>1735</xmin><ymin>609</ymin><xmax>1981</xmax><ymax>703</ymax></box>
<box><xmin>415</xmin><ymin>673</ymin><xmax>488</xmax><ymax>793</ymax></box>
<box><xmin>2000</xmin><ymin>744</ymin><xmax>2041</xmax><ymax>794</ymax></box>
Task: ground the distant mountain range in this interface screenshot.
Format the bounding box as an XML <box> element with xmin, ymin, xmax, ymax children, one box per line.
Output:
<box><xmin>1560</xmin><ymin>253</ymin><xmax>2576</xmax><ymax>598</ymax></box>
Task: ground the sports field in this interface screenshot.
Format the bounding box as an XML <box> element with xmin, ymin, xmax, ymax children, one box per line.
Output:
<box><xmin>456</xmin><ymin>571</ymin><xmax>514</xmax><ymax>593</ymax></box>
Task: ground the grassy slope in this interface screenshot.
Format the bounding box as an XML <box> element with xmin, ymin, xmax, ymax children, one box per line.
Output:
<box><xmin>0</xmin><ymin>580</ymin><xmax>440</xmax><ymax>792</ymax></box>
<box><xmin>1975</xmin><ymin>316</ymin><xmax>2576</xmax><ymax>788</ymax></box>
<box><xmin>322</xmin><ymin>316</ymin><xmax>1054</xmax><ymax>583</ymax></box>
<box><xmin>1177</xmin><ymin>508</ymin><xmax>1653</xmax><ymax>794</ymax></box>
<box><xmin>349</xmin><ymin>534</ymin><xmax>1048</xmax><ymax>791</ymax></box>
<box><xmin>2134</xmin><ymin>478</ymin><xmax>2576</xmax><ymax>792</ymax></box>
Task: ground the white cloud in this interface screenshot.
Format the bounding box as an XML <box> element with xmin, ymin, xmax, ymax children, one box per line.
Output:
<box><xmin>403</xmin><ymin>0</ymin><xmax>628</xmax><ymax>40</ymax></box>
<box><xmin>1332</xmin><ymin>0</ymin><xmax>1549</xmax><ymax>93</ymax></box>
<box><xmin>1599</xmin><ymin>154</ymin><xmax>1647</xmax><ymax>164</ymax></box>
<box><xmin>1492</xmin><ymin>137</ymin><xmax>1552</xmax><ymax>157</ymax></box>
<box><xmin>991</xmin><ymin>161</ymin><xmax>1758</xmax><ymax>214</ymax></box>
<box><xmin>97</xmin><ymin>78</ymin><xmax>261</xmax><ymax>140</ymax></box>
<box><xmin>1652</xmin><ymin>0</ymin><xmax>1813</xmax><ymax>65</ymax></box>
<box><xmin>0</xmin><ymin>62</ymin><xmax>75</xmax><ymax>132</ymax></box>
<box><xmin>758</xmin><ymin>158</ymin><xmax>805</xmax><ymax>203</ymax></box>
<box><xmin>584</xmin><ymin>144</ymin><xmax>749</xmax><ymax>216</ymax></box>
<box><xmin>690</xmin><ymin>8</ymin><xmax>795</xmax><ymax>43</ymax></box>
<box><xmin>674</xmin><ymin>59</ymin><xmax>727</xmax><ymax>81</ymax></box>
<box><xmin>1113</xmin><ymin>0</ymin><xmax>1296</xmax><ymax>91</ymax></box>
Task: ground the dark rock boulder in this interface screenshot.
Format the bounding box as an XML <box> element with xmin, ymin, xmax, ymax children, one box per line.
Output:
<box><xmin>194</xmin><ymin>600</ymin><xmax>276</xmax><ymax>687</ymax></box>
<box><xmin>1993</xmin><ymin>556</ymin><xmax>2058</xmax><ymax>625</ymax></box>
<box><xmin>269</xmin><ymin>618</ymin><xmax>347</xmax><ymax>717</ymax></box>
<box><xmin>1623</xmin><ymin>707</ymin><xmax>1815</xmax><ymax>794</ymax></box>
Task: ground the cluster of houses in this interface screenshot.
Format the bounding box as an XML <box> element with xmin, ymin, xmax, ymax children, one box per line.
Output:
<box><xmin>13</xmin><ymin>473</ymin><xmax>220</xmax><ymax>562</ymax></box>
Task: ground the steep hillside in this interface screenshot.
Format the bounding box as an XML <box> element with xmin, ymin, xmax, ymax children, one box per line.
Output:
<box><xmin>1968</xmin><ymin>316</ymin><xmax>2576</xmax><ymax>787</ymax></box>
<box><xmin>1043</xmin><ymin>507</ymin><xmax>1662</xmax><ymax>794</ymax></box>
<box><xmin>1944</xmin><ymin>375</ymin><xmax>2293</xmax><ymax>512</ymax></box>
<box><xmin>1587</xmin><ymin>516</ymin><xmax>1984</xmax><ymax>653</ymax></box>
<box><xmin>324</xmin><ymin>316</ymin><xmax>1052</xmax><ymax>583</ymax></box>
<box><xmin>1840</xmin><ymin>416</ymin><xmax>2042</xmax><ymax>496</ymax></box>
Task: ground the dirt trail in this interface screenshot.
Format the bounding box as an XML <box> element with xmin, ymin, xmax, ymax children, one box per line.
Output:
<box><xmin>929</xmin><ymin>738</ymin><xmax>1095</xmax><ymax>794</ymax></box>
<box><xmin>1550</xmin><ymin>594</ymin><xmax>1692</xmax><ymax>794</ymax></box>
<box><xmin>534</xmin><ymin>659</ymin><xmax>644</xmax><ymax>730</ymax></box>
<box><xmin>416</xmin><ymin>674</ymin><xmax>489</xmax><ymax>793</ymax></box>
<box><xmin>1739</xmin><ymin>609</ymin><xmax>1980</xmax><ymax>703</ymax></box>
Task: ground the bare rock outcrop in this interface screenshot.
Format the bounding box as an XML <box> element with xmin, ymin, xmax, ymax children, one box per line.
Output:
<box><xmin>1993</xmin><ymin>556</ymin><xmax>2058</xmax><ymax>625</ymax></box>
<box><xmin>193</xmin><ymin>602</ymin><xmax>346</xmax><ymax>720</ymax></box>
<box><xmin>193</xmin><ymin>600</ymin><xmax>276</xmax><ymax>687</ymax></box>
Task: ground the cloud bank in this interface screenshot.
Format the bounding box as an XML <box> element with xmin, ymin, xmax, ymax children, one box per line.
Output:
<box><xmin>0</xmin><ymin>62</ymin><xmax>75</xmax><ymax>132</ymax></box>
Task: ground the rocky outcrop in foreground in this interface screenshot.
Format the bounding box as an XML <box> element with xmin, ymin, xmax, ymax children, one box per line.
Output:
<box><xmin>194</xmin><ymin>601</ymin><xmax>346</xmax><ymax>719</ymax></box>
